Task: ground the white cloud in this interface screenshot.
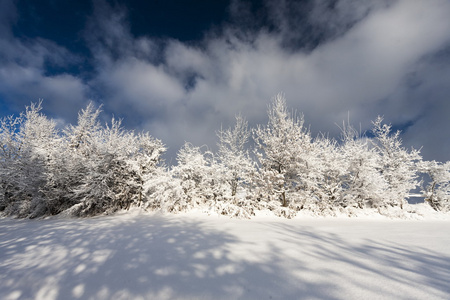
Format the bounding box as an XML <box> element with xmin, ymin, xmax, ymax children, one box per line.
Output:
<box><xmin>0</xmin><ymin>64</ymin><xmax>87</xmax><ymax>119</ymax></box>
<box><xmin>82</xmin><ymin>0</ymin><xmax>450</xmax><ymax>161</ymax></box>
<box><xmin>97</xmin><ymin>58</ymin><xmax>185</xmax><ymax>110</ymax></box>
<box><xmin>2</xmin><ymin>0</ymin><xmax>450</xmax><ymax>162</ymax></box>
<box><xmin>0</xmin><ymin>0</ymin><xmax>87</xmax><ymax>120</ymax></box>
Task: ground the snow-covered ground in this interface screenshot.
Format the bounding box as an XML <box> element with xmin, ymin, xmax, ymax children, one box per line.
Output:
<box><xmin>1</xmin><ymin>207</ymin><xmax>450</xmax><ymax>300</ymax></box>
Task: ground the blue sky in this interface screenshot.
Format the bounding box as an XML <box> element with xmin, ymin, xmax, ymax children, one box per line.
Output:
<box><xmin>1</xmin><ymin>0</ymin><xmax>450</xmax><ymax>162</ymax></box>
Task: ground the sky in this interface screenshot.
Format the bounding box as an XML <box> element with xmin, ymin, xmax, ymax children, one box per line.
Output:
<box><xmin>1</xmin><ymin>0</ymin><xmax>450</xmax><ymax>163</ymax></box>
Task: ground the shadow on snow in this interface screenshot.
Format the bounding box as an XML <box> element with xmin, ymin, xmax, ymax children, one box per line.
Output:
<box><xmin>0</xmin><ymin>216</ymin><xmax>449</xmax><ymax>299</ymax></box>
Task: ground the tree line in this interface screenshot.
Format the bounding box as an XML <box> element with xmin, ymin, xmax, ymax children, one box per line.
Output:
<box><xmin>1</xmin><ymin>95</ymin><xmax>449</xmax><ymax>218</ymax></box>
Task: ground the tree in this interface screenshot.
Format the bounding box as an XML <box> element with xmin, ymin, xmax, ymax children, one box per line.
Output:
<box><xmin>419</xmin><ymin>160</ymin><xmax>450</xmax><ymax>212</ymax></box>
<box><xmin>0</xmin><ymin>113</ymin><xmax>23</xmax><ymax>213</ymax></box>
<box><xmin>3</xmin><ymin>96</ymin><xmax>450</xmax><ymax>219</ymax></box>
<box><xmin>253</xmin><ymin>94</ymin><xmax>312</xmax><ymax>209</ymax></box>
<box><xmin>70</xmin><ymin>116</ymin><xmax>166</xmax><ymax>216</ymax></box>
<box><xmin>371</xmin><ymin>116</ymin><xmax>422</xmax><ymax>208</ymax></box>
<box><xmin>144</xmin><ymin>166</ymin><xmax>184</xmax><ymax>212</ymax></box>
<box><xmin>0</xmin><ymin>101</ymin><xmax>167</xmax><ymax>218</ymax></box>
<box><xmin>216</xmin><ymin>114</ymin><xmax>256</xmax><ymax>198</ymax></box>
<box><xmin>170</xmin><ymin>143</ymin><xmax>220</xmax><ymax>211</ymax></box>
<box><xmin>307</xmin><ymin>135</ymin><xmax>347</xmax><ymax>212</ymax></box>
<box><xmin>43</xmin><ymin>102</ymin><xmax>104</xmax><ymax>215</ymax></box>
<box><xmin>0</xmin><ymin>101</ymin><xmax>60</xmax><ymax>217</ymax></box>
<box><xmin>133</xmin><ymin>131</ymin><xmax>167</xmax><ymax>207</ymax></box>
<box><xmin>339</xmin><ymin>122</ymin><xmax>387</xmax><ymax>209</ymax></box>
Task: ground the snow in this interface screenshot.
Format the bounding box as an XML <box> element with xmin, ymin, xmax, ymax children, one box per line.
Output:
<box><xmin>1</xmin><ymin>208</ymin><xmax>450</xmax><ymax>300</ymax></box>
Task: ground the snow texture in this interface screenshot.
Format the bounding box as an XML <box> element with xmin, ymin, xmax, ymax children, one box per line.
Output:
<box><xmin>1</xmin><ymin>207</ymin><xmax>449</xmax><ymax>300</ymax></box>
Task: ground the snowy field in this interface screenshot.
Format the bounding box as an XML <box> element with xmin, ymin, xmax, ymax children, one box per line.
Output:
<box><xmin>1</xmin><ymin>209</ymin><xmax>450</xmax><ymax>300</ymax></box>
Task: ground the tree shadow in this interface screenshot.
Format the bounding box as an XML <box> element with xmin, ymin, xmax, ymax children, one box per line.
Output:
<box><xmin>0</xmin><ymin>216</ymin><xmax>449</xmax><ymax>299</ymax></box>
<box><xmin>0</xmin><ymin>215</ymin><xmax>335</xmax><ymax>300</ymax></box>
<box><xmin>264</xmin><ymin>221</ymin><xmax>450</xmax><ymax>299</ymax></box>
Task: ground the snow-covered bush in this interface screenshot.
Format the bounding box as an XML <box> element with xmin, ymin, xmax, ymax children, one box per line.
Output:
<box><xmin>70</xmin><ymin>117</ymin><xmax>165</xmax><ymax>217</ymax></box>
<box><xmin>144</xmin><ymin>168</ymin><xmax>185</xmax><ymax>212</ymax></box>
<box><xmin>419</xmin><ymin>161</ymin><xmax>450</xmax><ymax>212</ymax></box>
<box><xmin>0</xmin><ymin>102</ymin><xmax>165</xmax><ymax>218</ymax></box>
<box><xmin>170</xmin><ymin>143</ymin><xmax>221</xmax><ymax>210</ymax></box>
<box><xmin>212</xmin><ymin>196</ymin><xmax>256</xmax><ymax>219</ymax></box>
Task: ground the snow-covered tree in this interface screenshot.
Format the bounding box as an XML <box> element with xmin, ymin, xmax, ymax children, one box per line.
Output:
<box><xmin>253</xmin><ymin>94</ymin><xmax>312</xmax><ymax>211</ymax></box>
<box><xmin>43</xmin><ymin>102</ymin><xmax>103</xmax><ymax>215</ymax></box>
<box><xmin>0</xmin><ymin>101</ymin><xmax>167</xmax><ymax>218</ymax></box>
<box><xmin>217</xmin><ymin>114</ymin><xmax>256</xmax><ymax>198</ymax></box>
<box><xmin>133</xmin><ymin>131</ymin><xmax>167</xmax><ymax>206</ymax></box>
<box><xmin>0</xmin><ymin>113</ymin><xmax>23</xmax><ymax>213</ymax></box>
<box><xmin>0</xmin><ymin>101</ymin><xmax>60</xmax><ymax>217</ymax></box>
<box><xmin>419</xmin><ymin>160</ymin><xmax>450</xmax><ymax>212</ymax></box>
<box><xmin>371</xmin><ymin>116</ymin><xmax>422</xmax><ymax>208</ymax></box>
<box><xmin>144</xmin><ymin>166</ymin><xmax>184</xmax><ymax>212</ymax></box>
<box><xmin>307</xmin><ymin>135</ymin><xmax>347</xmax><ymax>212</ymax></box>
<box><xmin>339</xmin><ymin>122</ymin><xmax>387</xmax><ymax>209</ymax></box>
<box><xmin>170</xmin><ymin>143</ymin><xmax>220</xmax><ymax>211</ymax></box>
<box><xmin>70</xmin><ymin>116</ymin><xmax>165</xmax><ymax>216</ymax></box>
<box><xmin>65</xmin><ymin>102</ymin><xmax>102</xmax><ymax>155</ymax></box>
<box><xmin>3</xmin><ymin>96</ymin><xmax>450</xmax><ymax>219</ymax></box>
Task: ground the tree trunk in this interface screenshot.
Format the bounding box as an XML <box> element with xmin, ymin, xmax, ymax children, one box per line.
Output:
<box><xmin>281</xmin><ymin>191</ymin><xmax>287</xmax><ymax>207</ymax></box>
